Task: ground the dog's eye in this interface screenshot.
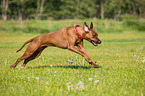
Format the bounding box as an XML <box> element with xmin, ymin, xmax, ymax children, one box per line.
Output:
<box><xmin>93</xmin><ymin>35</ymin><xmax>96</xmax><ymax>38</ymax></box>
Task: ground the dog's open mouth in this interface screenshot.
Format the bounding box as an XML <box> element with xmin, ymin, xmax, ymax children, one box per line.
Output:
<box><xmin>91</xmin><ymin>40</ymin><xmax>98</xmax><ymax>46</ymax></box>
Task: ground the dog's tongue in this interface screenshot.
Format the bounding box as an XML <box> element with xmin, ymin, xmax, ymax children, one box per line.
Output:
<box><xmin>93</xmin><ymin>42</ymin><xmax>97</xmax><ymax>46</ymax></box>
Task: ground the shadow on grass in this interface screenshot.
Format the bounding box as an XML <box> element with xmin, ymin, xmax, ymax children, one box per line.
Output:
<box><xmin>27</xmin><ymin>65</ymin><xmax>101</xmax><ymax>69</ymax></box>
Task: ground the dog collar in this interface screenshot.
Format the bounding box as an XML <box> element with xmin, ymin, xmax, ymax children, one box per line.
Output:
<box><xmin>75</xmin><ymin>25</ymin><xmax>83</xmax><ymax>40</ymax></box>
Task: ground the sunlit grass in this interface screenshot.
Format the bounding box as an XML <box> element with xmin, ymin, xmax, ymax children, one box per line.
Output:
<box><xmin>0</xmin><ymin>32</ymin><xmax>145</xmax><ymax>96</ymax></box>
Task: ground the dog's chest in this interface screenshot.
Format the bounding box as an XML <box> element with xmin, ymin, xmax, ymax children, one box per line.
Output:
<box><xmin>75</xmin><ymin>39</ymin><xmax>82</xmax><ymax>46</ymax></box>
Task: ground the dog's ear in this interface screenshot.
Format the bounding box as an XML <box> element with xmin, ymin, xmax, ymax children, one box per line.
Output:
<box><xmin>83</xmin><ymin>22</ymin><xmax>89</xmax><ymax>32</ymax></box>
<box><xmin>90</xmin><ymin>22</ymin><xmax>93</xmax><ymax>29</ymax></box>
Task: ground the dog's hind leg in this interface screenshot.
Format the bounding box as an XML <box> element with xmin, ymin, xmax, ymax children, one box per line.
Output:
<box><xmin>10</xmin><ymin>41</ymin><xmax>41</xmax><ymax>68</ymax></box>
<box><xmin>10</xmin><ymin>55</ymin><xmax>29</xmax><ymax>68</ymax></box>
<box><xmin>23</xmin><ymin>46</ymin><xmax>47</xmax><ymax>67</ymax></box>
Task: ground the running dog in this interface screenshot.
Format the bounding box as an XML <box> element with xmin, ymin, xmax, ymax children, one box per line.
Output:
<box><xmin>10</xmin><ymin>22</ymin><xmax>101</xmax><ymax>68</ymax></box>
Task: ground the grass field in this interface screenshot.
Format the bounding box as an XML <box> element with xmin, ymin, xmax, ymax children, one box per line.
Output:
<box><xmin>0</xmin><ymin>20</ymin><xmax>145</xmax><ymax>96</ymax></box>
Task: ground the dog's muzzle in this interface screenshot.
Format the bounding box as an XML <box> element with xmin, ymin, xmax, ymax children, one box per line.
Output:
<box><xmin>91</xmin><ymin>40</ymin><xmax>101</xmax><ymax>46</ymax></box>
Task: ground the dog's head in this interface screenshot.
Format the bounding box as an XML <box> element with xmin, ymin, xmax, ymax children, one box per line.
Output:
<box><xmin>83</xmin><ymin>22</ymin><xmax>101</xmax><ymax>46</ymax></box>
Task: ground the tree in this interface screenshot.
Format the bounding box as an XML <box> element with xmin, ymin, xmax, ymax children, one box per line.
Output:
<box><xmin>1</xmin><ymin>0</ymin><xmax>8</xmax><ymax>20</ymax></box>
<box><xmin>79</xmin><ymin>0</ymin><xmax>97</xmax><ymax>18</ymax></box>
<box><xmin>101</xmin><ymin>0</ymin><xmax>104</xmax><ymax>19</ymax></box>
<box><xmin>0</xmin><ymin>0</ymin><xmax>145</xmax><ymax>20</ymax></box>
<box><xmin>35</xmin><ymin>0</ymin><xmax>45</xmax><ymax>20</ymax></box>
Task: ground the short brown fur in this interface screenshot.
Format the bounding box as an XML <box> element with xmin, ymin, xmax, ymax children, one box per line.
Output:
<box><xmin>10</xmin><ymin>22</ymin><xmax>101</xmax><ymax>68</ymax></box>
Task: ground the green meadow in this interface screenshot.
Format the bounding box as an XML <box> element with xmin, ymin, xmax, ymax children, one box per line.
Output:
<box><xmin>0</xmin><ymin>19</ymin><xmax>145</xmax><ymax>96</ymax></box>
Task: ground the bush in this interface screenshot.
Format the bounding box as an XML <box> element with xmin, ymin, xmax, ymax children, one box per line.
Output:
<box><xmin>125</xmin><ymin>19</ymin><xmax>145</xmax><ymax>31</ymax></box>
<box><xmin>117</xmin><ymin>15</ymin><xmax>145</xmax><ymax>32</ymax></box>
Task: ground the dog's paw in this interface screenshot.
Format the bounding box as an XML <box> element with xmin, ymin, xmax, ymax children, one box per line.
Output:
<box><xmin>10</xmin><ymin>65</ymin><xmax>16</xmax><ymax>68</ymax></box>
<box><xmin>92</xmin><ymin>64</ymin><xmax>100</xmax><ymax>68</ymax></box>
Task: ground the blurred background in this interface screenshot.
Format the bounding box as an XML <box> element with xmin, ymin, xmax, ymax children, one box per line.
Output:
<box><xmin>0</xmin><ymin>0</ymin><xmax>145</xmax><ymax>35</ymax></box>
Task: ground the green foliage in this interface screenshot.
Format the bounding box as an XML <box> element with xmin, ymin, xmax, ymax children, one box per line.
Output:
<box><xmin>0</xmin><ymin>19</ymin><xmax>145</xmax><ymax>36</ymax></box>
<box><xmin>117</xmin><ymin>15</ymin><xmax>145</xmax><ymax>31</ymax></box>
<box><xmin>1</xmin><ymin>0</ymin><xmax>145</xmax><ymax>20</ymax></box>
<box><xmin>0</xmin><ymin>19</ymin><xmax>126</xmax><ymax>36</ymax></box>
<box><xmin>124</xmin><ymin>19</ymin><xmax>145</xmax><ymax>31</ymax></box>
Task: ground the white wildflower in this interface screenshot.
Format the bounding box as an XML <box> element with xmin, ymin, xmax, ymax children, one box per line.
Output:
<box><xmin>89</xmin><ymin>78</ymin><xmax>93</xmax><ymax>81</ymax></box>
<box><xmin>77</xmin><ymin>81</ymin><xmax>84</xmax><ymax>85</ymax></box>
<box><xmin>28</xmin><ymin>77</ymin><xmax>30</xmax><ymax>81</ymax></box>
<box><xmin>36</xmin><ymin>77</ymin><xmax>39</xmax><ymax>81</ymax></box>
<box><xmin>50</xmin><ymin>65</ymin><xmax>53</xmax><ymax>67</ymax></box>
<box><xmin>76</xmin><ymin>86</ymin><xmax>79</xmax><ymax>89</ymax></box>
<box><xmin>142</xmin><ymin>57</ymin><xmax>145</xmax><ymax>63</ymax></box>
<box><xmin>46</xmin><ymin>82</ymin><xmax>49</xmax><ymax>84</ymax></box>
<box><xmin>67</xmin><ymin>82</ymin><xmax>71</xmax><ymax>85</ymax></box>
<box><xmin>94</xmin><ymin>80</ymin><xmax>99</xmax><ymax>84</ymax></box>
<box><xmin>67</xmin><ymin>85</ymin><xmax>72</xmax><ymax>91</ymax></box>
<box><xmin>79</xmin><ymin>84</ymin><xmax>85</xmax><ymax>90</ymax></box>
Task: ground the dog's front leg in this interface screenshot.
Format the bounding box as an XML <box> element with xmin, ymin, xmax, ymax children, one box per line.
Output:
<box><xmin>68</xmin><ymin>45</ymin><xmax>99</xmax><ymax>68</ymax></box>
<box><xmin>68</xmin><ymin>45</ymin><xmax>90</xmax><ymax>60</ymax></box>
<box><xmin>77</xmin><ymin>43</ymin><xmax>100</xmax><ymax>68</ymax></box>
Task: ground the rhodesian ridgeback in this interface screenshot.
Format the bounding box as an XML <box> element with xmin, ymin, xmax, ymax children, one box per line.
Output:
<box><xmin>10</xmin><ymin>22</ymin><xmax>101</xmax><ymax>68</ymax></box>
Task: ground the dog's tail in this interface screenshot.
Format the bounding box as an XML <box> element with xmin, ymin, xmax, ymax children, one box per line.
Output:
<box><xmin>16</xmin><ymin>38</ymin><xmax>34</xmax><ymax>52</ymax></box>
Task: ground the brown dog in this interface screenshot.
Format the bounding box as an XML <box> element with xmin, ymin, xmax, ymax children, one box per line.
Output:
<box><xmin>10</xmin><ymin>22</ymin><xmax>101</xmax><ymax>68</ymax></box>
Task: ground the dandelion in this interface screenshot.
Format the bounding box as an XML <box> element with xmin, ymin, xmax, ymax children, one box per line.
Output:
<box><xmin>89</xmin><ymin>78</ymin><xmax>93</xmax><ymax>81</ymax></box>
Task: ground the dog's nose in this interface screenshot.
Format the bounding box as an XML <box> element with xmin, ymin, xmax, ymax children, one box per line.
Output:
<box><xmin>98</xmin><ymin>40</ymin><xmax>102</xmax><ymax>44</ymax></box>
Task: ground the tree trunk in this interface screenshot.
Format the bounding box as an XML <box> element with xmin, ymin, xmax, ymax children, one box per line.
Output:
<box><xmin>101</xmin><ymin>0</ymin><xmax>104</xmax><ymax>19</ymax></box>
<box><xmin>39</xmin><ymin>0</ymin><xmax>45</xmax><ymax>19</ymax></box>
<box><xmin>18</xmin><ymin>8</ymin><xmax>22</xmax><ymax>21</ymax></box>
<box><xmin>35</xmin><ymin>0</ymin><xmax>45</xmax><ymax>20</ymax></box>
<box><xmin>76</xmin><ymin>0</ymin><xmax>79</xmax><ymax>18</ymax></box>
<box><xmin>35</xmin><ymin>0</ymin><xmax>40</xmax><ymax>20</ymax></box>
<box><xmin>1</xmin><ymin>0</ymin><xmax>8</xmax><ymax>20</ymax></box>
<box><xmin>17</xmin><ymin>0</ymin><xmax>23</xmax><ymax>21</ymax></box>
<box><xmin>131</xmin><ymin>1</ymin><xmax>136</xmax><ymax>15</ymax></box>
<box><xmin>139</xmin><ymin>7</ymin><xmax>142</xmax><ymax>19</ymax></box>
